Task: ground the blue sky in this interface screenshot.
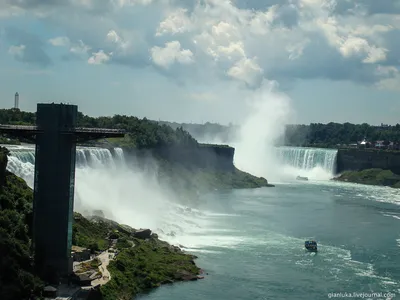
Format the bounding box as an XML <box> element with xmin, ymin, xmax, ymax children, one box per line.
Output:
<box><xmin>0</xmin><ymin>0</ymin><xmax>399</xmax><ymax>125</ymax></box>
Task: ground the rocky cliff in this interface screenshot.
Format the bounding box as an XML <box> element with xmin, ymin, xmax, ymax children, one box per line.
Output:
<box><xmin>336</xmin><ymin>149</ymin><xmax>400</xmax><ymax>175</ymax></box>
<box><xmin>123</xmin><ymin>143</ymin><xmax>235</xmax><ymax>171</ymax></box>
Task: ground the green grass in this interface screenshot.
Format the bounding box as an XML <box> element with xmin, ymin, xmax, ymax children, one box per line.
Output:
<box><xmin>72</xmin><ymin>213</ymin><xmax>110</xmax><ymax>252</ymax></box>
<box><xmin>100</xmin><ymin>238</ymin><xmax>200</xmax><ymax>300</ymax></box>
<box><xmin>72</xmin><ymin>213</ymin><xmax>201</xmax><ymax>300</ymax></box>
<box><xmin>334</xmin><ymin>168</ymin><xmax>400</xmax><ymax>188</ymax></box>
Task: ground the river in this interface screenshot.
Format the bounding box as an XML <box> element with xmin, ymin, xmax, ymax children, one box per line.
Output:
<box><xmin>5</xmin><ymin>145</ymin><xmax>400</xmax><ymax>300</ymax></box>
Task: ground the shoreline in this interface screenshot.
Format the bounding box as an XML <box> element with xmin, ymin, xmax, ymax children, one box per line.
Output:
<box><xmin>72</xmin><ymin>214</ymin><xmax>204</xmax><ymax>300</ymax></box>
<box><xmin>331</xmin><ymin>168</ymin><xmax>400</xmax><ymax>189</ymax></box>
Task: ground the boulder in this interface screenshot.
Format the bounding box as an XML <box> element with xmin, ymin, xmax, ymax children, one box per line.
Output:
<box><xmin>133</xmin><ymin>229</ymin><xmax>152</xmax><ymax>239</ymax></box>
<box><xmin>174</xmin><ymin>270</ymin><xmax>198</xmax><ymax>281</ymax></box>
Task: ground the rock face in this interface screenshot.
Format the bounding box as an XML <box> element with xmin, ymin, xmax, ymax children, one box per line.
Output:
<box><xmin>124</xmin><ymin>144</ymin><xmax>235</xmax><ymax>171</ymax></box>
<box><xmin>0</xmin><ymin>147</ymin><xmax>9</xmax><ymax>186</ymax></box>
<box><xmin>133</xmin><ymin>228</ymin><xmax>152</xmax><ymax>239</ymax></box>
<box><xmin>174</xmin><ymin>270</ymin><xmax>198</xmax><ymax>281</ymax></box>
<box><xmin>337</xmin><ymin>149</ymin><xmax>400</xmax><ymax>175</ymax></box>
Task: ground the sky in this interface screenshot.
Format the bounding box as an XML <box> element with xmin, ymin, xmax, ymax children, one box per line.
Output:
<box><xmin>0</xmin><ymin>0</ymin><xmax>400</xmax><ymax>125</ymax></box>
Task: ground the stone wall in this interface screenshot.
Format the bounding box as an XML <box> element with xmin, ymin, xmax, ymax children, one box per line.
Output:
<box><xmin>336</xmin><ymin>149</ymin><xmax>400</xmax><ymax>175</ymax></box>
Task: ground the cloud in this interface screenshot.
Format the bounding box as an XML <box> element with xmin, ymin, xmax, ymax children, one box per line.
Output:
<box><xmin>88</xmin><ymin>50</ymin><xmax>111</xmax><ymax>65</ymax></box>
<box><xmin>48</xmin><ymin>36</ymin><xmax>70</xmax><ymax>47</ymax></box>
<box><xmin>0</xmin><ymin>0</ymin><xmax>400</xmax><ymax>90</ymax></box>
<box><xmin>150</xmin><ymin>40</ymin><xmax>194</xmax><ymax>68</ymax></box>
<box><xmin>4</xmin><ymin>27</ymin><xmax>52</xmax><ymax>67</ymax></box>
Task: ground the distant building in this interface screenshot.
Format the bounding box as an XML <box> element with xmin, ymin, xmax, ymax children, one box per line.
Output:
<box><xmin>14</xmin><ymin>92</ymin><xmax>19</xmax><ymax>109</ymax></box>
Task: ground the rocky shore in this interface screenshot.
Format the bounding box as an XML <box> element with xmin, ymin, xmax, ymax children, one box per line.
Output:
<box><xmin>72</xmin><ymin>213</ymin><xmax>203</xmax><ymax>300</ymax></box>
<box><xmin>332</xmin><ymin>168</ymin><xmax>400</xmax><ymax>189</ymax></box>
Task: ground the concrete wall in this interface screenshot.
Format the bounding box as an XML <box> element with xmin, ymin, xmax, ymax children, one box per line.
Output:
<box><xmin>337</xmin><ymin>149</ymin><xmax>400</xmax><ymax>175</ymax></box>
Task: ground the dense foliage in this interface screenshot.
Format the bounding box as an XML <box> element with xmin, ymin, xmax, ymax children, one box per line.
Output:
<box><xmin>284</xmin><ymin>123</ymin><xmax>400</xmax><ymax>147</ymax></box>
<box><xmin>100</xmin><ymin>237</ymin><xmax>200</xmax><ymax>300</ymax></box>
<box><xmin>71</xmin><ymin>212</ymin><xmax>201</xmax><ymax>300</ymax></box>
<box><xmin>0</xmin><ymin>108</ymin><xmax>198</xmax><ymax>149</ymax></box>
<box><xmin>333</xmin><ymin>168</ymin><xmax>400</xmax><ymax>188</ymax></box>
<box><xmin>158</xmin><ymin>121</ymin><xmax>400</xmax><ymax>148</ymax></box>
<box><xmin>0</xmin><ymin>109</ymin><xmax>35</xmax><ymax>125</ymax></box>
<box><xmin>72</xmin><ymin>213</ymin><xmax>110</xmax><ymax>252</ymax></box>
<box><xmin>0</xmin><ymin>147</ymin><xmax>42</xmax><ymax>300</ymax></box>
<box><xmin>77</xmin><ymin>113</ymin><xmax>198</xmax><ymax>149</ymax></box>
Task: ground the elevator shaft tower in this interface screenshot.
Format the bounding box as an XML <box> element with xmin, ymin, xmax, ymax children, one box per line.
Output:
<box><xmin>0</xmin><ymin>103</ymin><xmax>125</xmax><ymax>279</ymax></box>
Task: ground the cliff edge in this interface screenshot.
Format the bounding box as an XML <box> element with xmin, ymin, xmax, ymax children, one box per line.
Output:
<box><xmin>337</xmin><ymin>148</ymin><xmax>400</xmax><ymax>175</ymax></box>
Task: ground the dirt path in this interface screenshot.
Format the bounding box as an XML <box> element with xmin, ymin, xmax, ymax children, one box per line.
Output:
<box><xmin>91</xmin><ymin>250</ymin><xmax>114</xmax><ymax>286</ymax></box>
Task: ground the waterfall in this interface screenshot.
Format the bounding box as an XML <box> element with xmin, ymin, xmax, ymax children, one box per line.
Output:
<box><xmin>276</xmin><ymin>146</ymin><xmax>338</xmax><ymax>179</ymax></box>
<box><xmin>5</xmin><ymin>144</ymin><xmax>125</xmax><ymax>189</ymax></box>
<box><xmin>2</xmin><ymin>143</ymin><xmax>210</xmax><ymax>246</ymax></box>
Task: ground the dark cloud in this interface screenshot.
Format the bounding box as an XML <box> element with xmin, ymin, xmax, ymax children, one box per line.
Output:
<box><xmin>333</xmin><ymin>0</ymin><xmax>400</xmax><ymax>15</ymax></box>
<box><xmin>233</xmin><ymin>0</ymin><xmax>288</xmax><ymax>11</ymax></box>
<box><xmin>265</xmin><ymin>33</ymin><xmax>381</xmax><ymax>85</ymax></box>
<box><xmin>273</xmin><ymin>4</ymin><xmax>299</xmax><ymax>28</ymax></box>
<box><xmin>377</xmin><ymin>30</ymin><xmax>400</xmax><ymax>68</ymax></box>
<box><xmin>4</xmin><ymin>27</ymin><xmax>52</xmax><ymax>67</ymax></box>
<box><xmin>7</xmin><ymin>0</ymin><xmax>112</xmax><ymax>13</ymax></box>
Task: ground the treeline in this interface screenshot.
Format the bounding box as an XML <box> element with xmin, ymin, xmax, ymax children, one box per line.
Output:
<box><xmin>0</xmin><ymin>109</ymin><xmax>198</xmax><ymax>149</ymax></box>
<box><xmin>158</xmin><ymin>121</ymin><xmax>237</xmax><ymax>143</ymax></box>
<box><xmin>2</xmin><ymin>108</ymin><xmax>399</xmax><ymax>149</ymax></box>
<box><xmin>284</xmin><ymin>123</ymin><xmax>400</xmax><ymax>147</ymax></box>
<box><xmin>159</xmin><ymin>120</ymin><xmax>400</xmax><ymax>148</ymax></box>
<box><xmin>77</xmin><ymin>113</ymin><xmax>198</xmax><ymax>149</ymax></box>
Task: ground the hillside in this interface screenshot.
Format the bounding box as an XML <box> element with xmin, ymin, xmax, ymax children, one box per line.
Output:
<box><xmin>0</xmin><ymin>147</ymin><xmax>42</xmax><ymax>300</ymax></box>
<box><xmin>0</xmin><ymin>146</ymin><xmax>202</xmax><ymax>300</ymax></box>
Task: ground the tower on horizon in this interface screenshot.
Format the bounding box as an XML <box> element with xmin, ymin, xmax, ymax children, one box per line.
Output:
<box><xmin>14</xmin><ymin>92</ymin><xmax>19</xmax><ymax>109</ymax></box>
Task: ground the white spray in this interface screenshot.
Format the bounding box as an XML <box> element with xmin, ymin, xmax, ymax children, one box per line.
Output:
<box><xmin>232</xmin><ymin>80</ymin><xmax>293</xmax><ymax>182</ymax></box>
<box><xmin>5</xmin><ymin>146</ymin><xmax>243</xmax><ymax>250</ymax></box>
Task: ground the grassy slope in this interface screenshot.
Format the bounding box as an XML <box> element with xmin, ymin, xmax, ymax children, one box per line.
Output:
<box><xmin>333</xmin><ymin>168</ymin><xmax>400</xmax><ymax>188</ymax></box>
<box><xmin>73</xmin><ymin>213</ymin><xmax>200</xmax><ymax>300</ymax></box>
<box><xmin>0</xmin><ymin>147</ymin><xmax>43</xmax><ymax>300</ymax></box>
<box><xmin>157</xmin><ymin>158</ymin><xmax>272</xmax><ymax>191</ymax></box>
<box><xmin>101</xmin><ymin>238</ymin><xmax>200</xmax><ymax>300</ymax></box>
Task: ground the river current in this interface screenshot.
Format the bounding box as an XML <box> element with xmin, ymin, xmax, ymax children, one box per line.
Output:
<box><xmin>5</xmin><ymin>145</ymin><xmax>400</xmax><ymax>300</ymax></box>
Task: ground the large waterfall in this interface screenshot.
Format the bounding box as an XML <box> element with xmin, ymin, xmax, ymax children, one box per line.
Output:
<box><xmin>6</xmin><ymin>144</ymin><xmax>126</xmax><ymax>189</ymax></box>
<box><xmin>2</xmin><ymin>144</ymin><xmax>211</xmax><ymax>248</ymax></box>
<box><xmin>276</xmin><ymin>146</ymin><xmax>338</xmax><ymax>180</ymax></box>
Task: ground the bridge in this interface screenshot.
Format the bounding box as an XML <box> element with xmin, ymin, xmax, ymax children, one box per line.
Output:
<box><xmin>0</xmin><ymin>103</ymin><xmax>126</xmax><ymax>282</ymax></box>
<box><xmin>0</xmin><ymin>124</ymin><xmax>125</xmax><ymax>142</ymax></box>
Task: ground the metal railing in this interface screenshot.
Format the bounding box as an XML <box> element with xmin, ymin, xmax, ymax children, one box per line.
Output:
<box><xmin>0</xmin><ymin>124</ymin><xmax>125</xmax><ymax>135</ymax></box>
<box><xmin>0</xmin><ymin>124</ymin><xmax>38</xmax><ymax>131</ymax></box>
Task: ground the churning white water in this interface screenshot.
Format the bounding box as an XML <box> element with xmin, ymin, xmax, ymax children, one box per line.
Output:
<box><xmin>4</xmin><ymin>144</ymin><xmax>242</xmax><ymax>249</ymax></box>
<box><xmin>276</xmin><ymin>146</ymin><xmax>338</xmax><ymax>181</ymax></box>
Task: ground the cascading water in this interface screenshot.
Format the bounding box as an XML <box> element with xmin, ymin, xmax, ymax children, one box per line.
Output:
<box><xmin>276</xmin><ymin>146</ymin><xmax>338</xmax><ymax>180</ymax></box>
<box><xmin>3</xmin><ymin>144</ymin><xmax>227</xmax><ymax>249</ymax></box>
